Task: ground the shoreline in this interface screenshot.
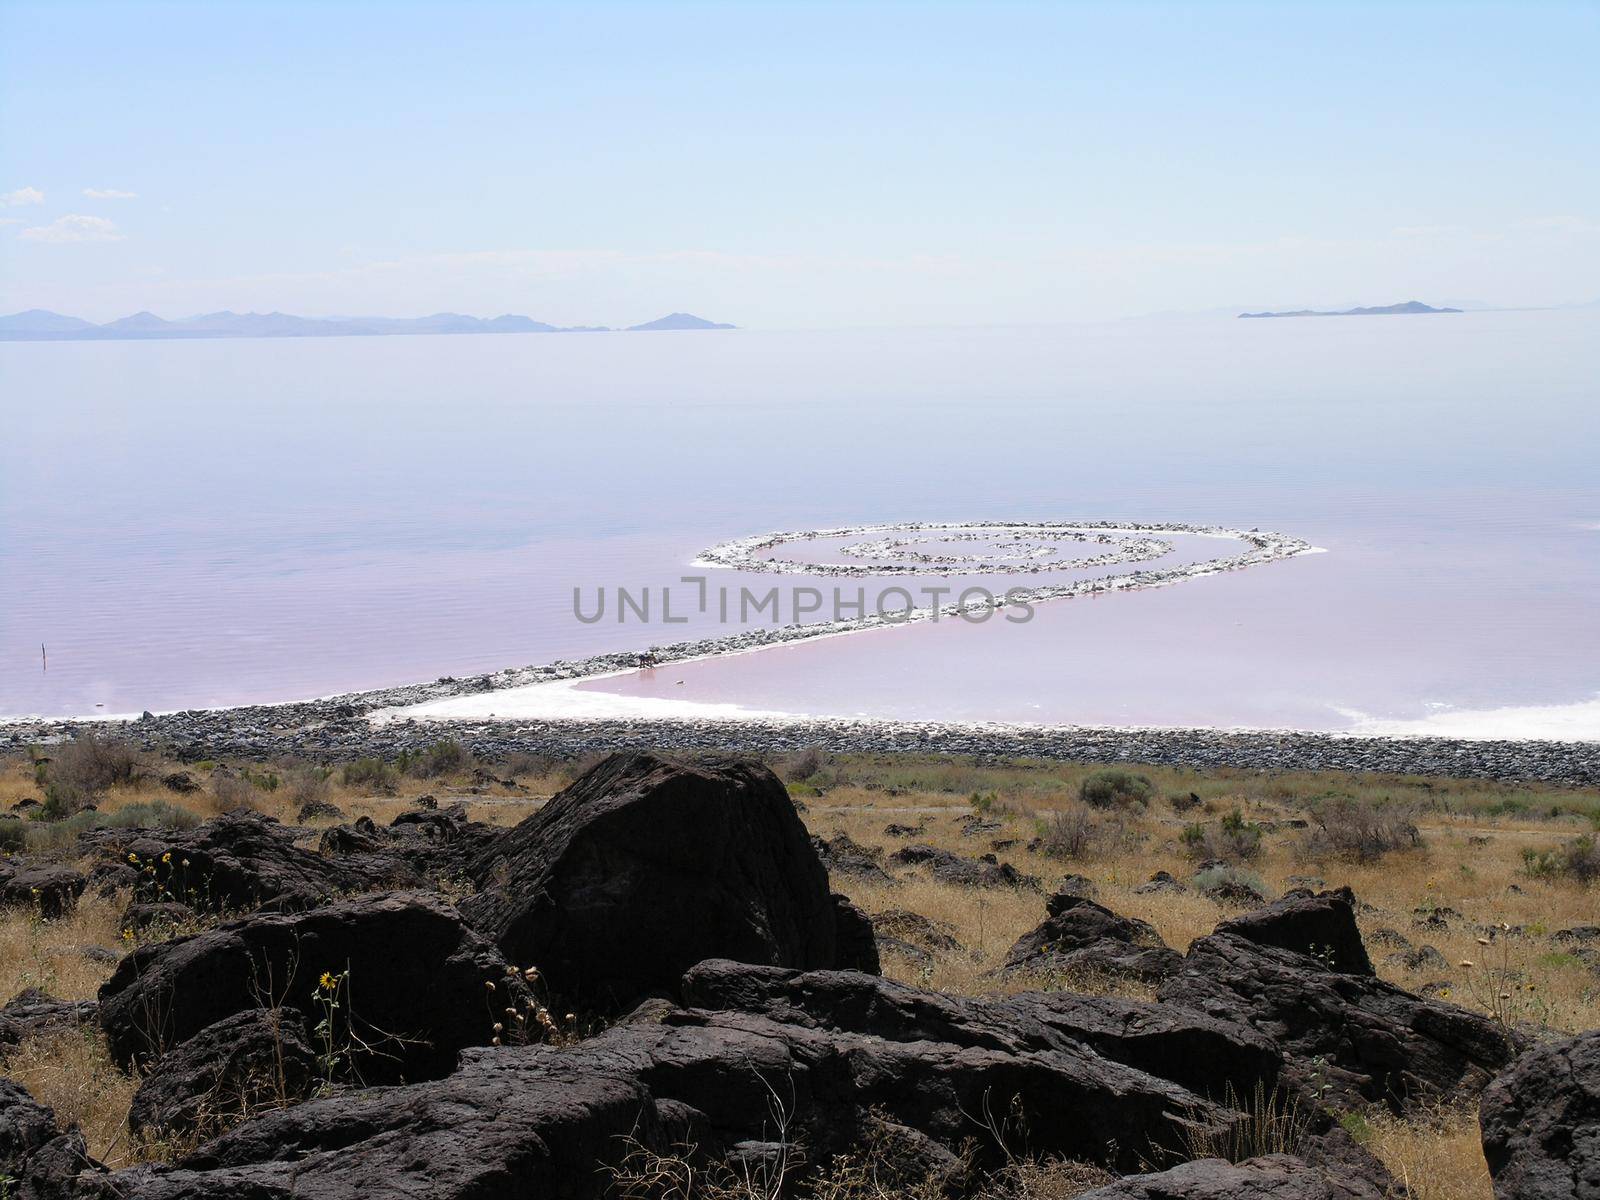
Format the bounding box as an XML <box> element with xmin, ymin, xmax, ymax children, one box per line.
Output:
<box><xmin>3</xmin><ymin>522</ymin><xmax>1594</xmax><ymax>782</ymax></box>
<box><xmin>4</xmin><ymin>687</ymin><xmax>1598</xmax><ymax>786</ymax></box>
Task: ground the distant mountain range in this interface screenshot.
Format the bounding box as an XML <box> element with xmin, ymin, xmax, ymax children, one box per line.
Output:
<box><xmin>1238</xmin><ymin>301</ymin><xmax>1462</xmax><ymax>319</ymax></box>
<box><xmin>0</xmin><ymin>309</ymin><xmax>736</xmax><ymax>342</ymax></box>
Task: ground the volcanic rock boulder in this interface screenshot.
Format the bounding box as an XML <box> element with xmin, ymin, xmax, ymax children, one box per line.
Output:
<box><xmin>80</xmin><ymin>1000</ymin><xmax>1243</xmax><ymax>1198</ymax></box>
<box><xmin>1159</xmin><ymin>889</ymin><xmax>1517</xmax><ymax>1110</ymax></box>
<box><xmin>1212</xmin><ymin>886</ymin><xmax>1372</xmax><ymax>974</ymax></box>
<box><xmin>0</xmin><ymin>864</ymin><xmax>87</xmax><ymax>919</ymax></box>
<box><xmin>888</xmin><ymin>844</ymin><xmax>1039</xmax><ymax>889</ymax></box>
<box><xmin>99</xmin><ymin>891</ymin><xmax>521</xmax><ymax>1083</ymax></box>
<box><xmin>830</xmin><ymin>894</ymin><xmax>880</xmax><ymax>974</ymax></box>
<box><xmin>320</xmin><ymin>805</ymin><xmax>498</xmax><ymax>884</ymax></box>
<box><xmin>91</xmin><ymin>811</ymin><xmax>416</xmax><ymax>913</ymax></box>
<box><xmin>1076</xmin><ymin>1153</ymin><xmax>1375</xmax><ymax>1199</ymax></box>
<box><xmin>811</xmin><ymin>833</ymin><xmax>894</xmax><ymax>885</ymax></box>
<box><xmin>999</xmin><ymin>894</ymin><xmax>1182</xmax><ymax>984</ymax></box>
<box><xmin>682</xmin><ymin>959</ymin><xmax>1284</xmax><ymax>1106</ymax></box>
<box><xmin>1479</xmin><ymin>1028</ymin><xmax>1600</xmax><ymax>1200</ymax></box>
<box><xmin>462</xmin><ymin>752</ymin><xmax>850</xmax><ymax>1011</ymax></box>
<box><xmin>127</xmin><ymin>1008</ymin><xmax>317</xmax><ymax>1142</ymax></box>
<box><xmin>0</xmin><ymin>988</ymin><xmax>98</xmax><ymax>1048</ymax></box>
<box><xmin>1</xmin><ymin>1076</ymin><xmax>99</xmax><ymax>1199</ymax></box>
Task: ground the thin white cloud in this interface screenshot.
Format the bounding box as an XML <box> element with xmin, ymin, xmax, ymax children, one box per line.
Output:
<box><xmin>1</xmin><ymin>186</ymin><xmax>45</xmax><ymax>207</ymax></box>
<box><xmin>0</xmin><ymin>217</ymin><xmax>23</xmax><ymax>226</ymax></box>
<box><xmin>83</xmin><ymin>187</ymin><xmax>138</xmax><ymax>200</ymax></box>
<box><xmin>19</xmin><ymin>214</ymin><xmax>124</xmax><ymax>244</ymax></box>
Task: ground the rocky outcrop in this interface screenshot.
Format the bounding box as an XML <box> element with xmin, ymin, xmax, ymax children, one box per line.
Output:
<box><xmin>1479</xmin><ymin>1028</ymin><xmax>1600</xmax><ymax>1200</ymax></box>
<box><xmin>318</xmin><ymin>806</ymin><xmax>498</xmax><ymax>884</ymax></box>
<box><xmin>98</xmin><ymin>891</ymin><xmax>521</xmax><ymax>1082</ymax></box>
<box><xmin>1076</xmin><ymin>1153</ymin><xmax>1380</xmax><ymax>1200</ymax></box>
<box><xmin>127</xmin><ymin>1008</ymin><xmax>317</xmax><ymax>1141</ymax></box>
<box><xmin>461</xmin><ymin>752</ymin><xmax>849</xmax><ymax>1011</ymax></box>
<box><xmin>0</xmin><ymin>989</ymin><xmax>98</xmax><ymax>1048</ymax></box>
<box><xmin>80</xmin><ymin>998</ymin><xmax>1243</xmax><ymax>1198</ymax></box>
<box><xmin>999</xmin><ymin>894</ymin><xmax>1181</xmax><ymax>983</ymax></box>
<box><xmin>0</xmin><ymin>1076</ymin><xmax>100</xmax><ymax>1199</ymax></box>
<box><xmin>811</xmin><ymin>833</ymin><xmax>893</xmax><ymax>885</ymax></box>
<box><xmin>1159</xmin><ymin>889</ymin><xmax>1517</xmax><ymax>1109</ymax></box>
<box><xmin>0</xmin><ymin>864</ymin><xmax>87</xmax><ymax>919</ymax></box>
<box><xmin>888</xmin><ymin>844</ymin><xmax>1039</xmax><ymax>889</ymax></box>
<box><xmin>681</xmin><ymin>960</ymin><xmax>1283</xmax><ymax>1105</ymax></box>
<box><xmin>829</xmin><ymin>894</ymin><xmax>880</xmax><ymax>974</ymax></box>
<box><xmin>1212</xmin><ymin>887</ymin><xmax>1372</xmax><ymax>974</ymax></box>
<box><xmin>88</xmin><ymin>811</ymin><xmax>415</xmax><ymax>913</ymax></box>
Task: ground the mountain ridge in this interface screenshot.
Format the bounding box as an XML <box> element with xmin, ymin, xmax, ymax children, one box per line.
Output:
<box><xmin>0</xmin><ymin>309</ymin><xmax>736</xmax><ymax>341</ymax></box>
<box><xmin>1238</xmin><ymin>300</ymin><xmax>1463</xmax><ymax>319</ymax></box>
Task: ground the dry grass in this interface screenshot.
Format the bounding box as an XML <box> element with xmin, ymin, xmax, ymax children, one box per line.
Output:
<box><xmin>2</xmin><ymin>1025</ymin><xmax>139</xmax><ymax>1165</ymax></box>
<box><xmin>0</xmin><ymin>888</ymin><xmax>127</xmax><ymax>1001</ymax></box>
<box><xmin>1364</xmin><ymin>1107</ymin><xmax>1493</xmax><ymax>1200</ymax></box>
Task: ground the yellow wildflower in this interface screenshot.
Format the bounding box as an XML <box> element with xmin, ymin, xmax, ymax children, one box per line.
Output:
<box><xmin>319</xmin><ymin>971</ymin><xmax>337</xmax><ymax>991</ymax></box>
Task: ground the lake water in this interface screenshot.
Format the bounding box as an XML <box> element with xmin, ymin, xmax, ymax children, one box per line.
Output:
<box><xmin>4</xmin><ymin>311</ymin><xmax>1598</xmax><ymax>737</ymax></box>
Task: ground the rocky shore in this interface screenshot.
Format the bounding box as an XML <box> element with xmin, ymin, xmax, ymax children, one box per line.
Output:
<box><xmin>4</xmin><ymin>687</ymin><xmax>1597</xmax><ymax>786</ymax></box>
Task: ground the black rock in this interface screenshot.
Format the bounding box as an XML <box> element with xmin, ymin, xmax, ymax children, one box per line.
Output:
<box><xmin>461</xmin><ymin>752</ymin><xmax>849</xmax><ymax>1013</ymax></box>
<box><xmin>0</xmin><ymin>988</ymin><xmax>98</xmax><ymax>1048</ymax></box>
<box><xmin>1000</xmin><ymin>895</ymin><xmax>1182</xmax><ymax>984</ymax></box>
<box><xmin>0</xmin><ymin>864</ymin><xmax>86</xmax><ymax>919</ymax></box>
<box><xmin>1480</xmin><ymin>1028</ymin><xmax>1600</xmax><ymax>1200</ymax></box>
<box><xmin>127</xmin><ymin>1008</ymin><xmax>317</xmax><ymax>1141</ymax></box>
<box><xmin>1159</xmin><ymin>890</ymin><xmax>1518</xmax><ymax>1110</ymax></box>
<box><xmin>99</xmin><ymin>891</ymin><xmax>522</xmax><ymax>1083</ymax></box>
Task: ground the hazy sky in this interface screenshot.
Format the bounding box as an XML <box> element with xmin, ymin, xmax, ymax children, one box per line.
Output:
<box><xmin>2</xmin><ymin>1</ymin><xmax>1596</xmax><ymax>326</ymax></box>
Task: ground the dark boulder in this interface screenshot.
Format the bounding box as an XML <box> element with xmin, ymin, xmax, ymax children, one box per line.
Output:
<box><xmin>296</xmin><ymin>800</ymin><xmax>344</xmax><ymax>823</ymax></box>
<box><xmin>0</xmin><ymin>1076</ymin><xmax>100</xmax><ymax>1199</ymax></box>
<box><xmin>1135</xmin><ymin>870</ymin><xmax>1186</xmax><ymax>896</ymax></box>
<box><xmin>829</xmin><ymin>894</ymin><xmax>880</xmax><ymax>974</ymax></box>
<box><xmin>161</xmin><ymin>772</ymin><xmax>198</xmax><ymax>794</ymax></box>
<box><xmin>0</xmin><ymin>865</ymin><xmax>86</xmax><ymax>919</ymax></box>
<box><xmin>461</xmin><ymin>752</ymin><xmax>844</xmax><ymax>1012</ymax></box>
<box><xmin>319</xmin><ymin>804</ymin><xmax>496</xmax><ymax>883</ymax></box>
<box><xmin>682</xmin><ymin>959</ymin><xmax>1283</xmax><ymax>1105</ymax></box>
<box><xmin>1479</xmin><ymin>1028</ymin><xmax>1600</xmax><ymax>1200</ymax></box>
<box><xmin>127</xmin><ymin>1008</ymin><xmax>317</xmax><ymax>1142</ymax></box>
<box><xmin>1213</xmin><ymin>887</ymin><xmax>1371</xmax><ymax>974</ymax></box>
<box><xmin>1159</xmin><ymin>891</ymin><xmax>1518</xmax><ymax>1110</ymax></box>
<box><xmin>811</xmin><ymin>833</ymin><xmax>894</xmax><ymax>885</ymax></box>
<box><xmin>82</xmin><ymin>999</ymin><xmax>1241</xmax><ymax>1198</ymax></box>
<box><xmin>1000</xmin><ymin>894</ymin><xmax>1181</xmax><ymax>984</ymax></box>
<box><xmin>92</xmin><ymin>811</ymin><xmax>414</xmax><ymax>914</ymax></box>
<box><xmin>888</xmin><ymin>844</ymin><xmax>1039</xmax><ymax>889</ymax></box>
<box><xmin>0</xmin><ymin>989</ymin><xmax>98</xmax><ymax>1048</ymax></box>
<box><xmin>1076</xmin><ymin>1153</ymin><xmax>1379</xmax><ymax>1200</ymax></box>
<box><xmin>99</xmin><ymin>891</ymin><xmax>522</xmax><ymax>1082</ymax></box>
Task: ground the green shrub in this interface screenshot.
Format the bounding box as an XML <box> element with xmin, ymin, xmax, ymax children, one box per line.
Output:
<box><xmin>0</xmin><ymin>818</ymin><xmax>25</xmax><ymax>852</ymax></box>
<box><xmin>401</xmin><ymin>739</ymin><xmax>468</xmax><ymax>779</ymax></box>
<box><xmin>1296</xmin><ymin>797</ymin><xmax>1420</xmax><ymax>863</ymax></box>
<box><xmin>1181</xmin><ymin>808</ymin><xmax>1264</xmax><ymax>862</ymax></box>
<box><xmin>342</xmin><ymin>757</ymin><xmax>397</xmax><ymax>789</ymax></box>
<box><xmin>42</xmin><ymin>732</ymin><xmax>142</xmax><ymax>814</ymax></box>
<box><xmin>1522</xmin><ymin>836</ymin><xmax>1600</xmax><ymax>883</ymax></box>
<box><xmin>1078</xmin><ymin>769</ymin><xmax>1153</xmax><ymax>809</ymax></box>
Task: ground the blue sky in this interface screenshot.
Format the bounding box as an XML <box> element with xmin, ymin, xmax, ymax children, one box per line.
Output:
<box><xmin>2</xmin><ymin>1</ymin><xmax>1596</xmax><ymax>325</ymax></box>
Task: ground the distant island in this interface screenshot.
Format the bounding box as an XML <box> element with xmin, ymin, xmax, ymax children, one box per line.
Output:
<box><xmin>0</xmin><ymin>309</ymin><xmax>737</xmax><ymax>342</ymax></box>
<box><xmin>1238</xmin><ymin>300</ymin><xmax>1462</xmax><ymax>319</ymax></box>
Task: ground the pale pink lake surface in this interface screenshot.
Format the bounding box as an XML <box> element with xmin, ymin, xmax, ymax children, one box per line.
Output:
<box><xmin>4</xmin><ymin>311</ymin><xmax>1598</xmax><ymax>734</ymax></box>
